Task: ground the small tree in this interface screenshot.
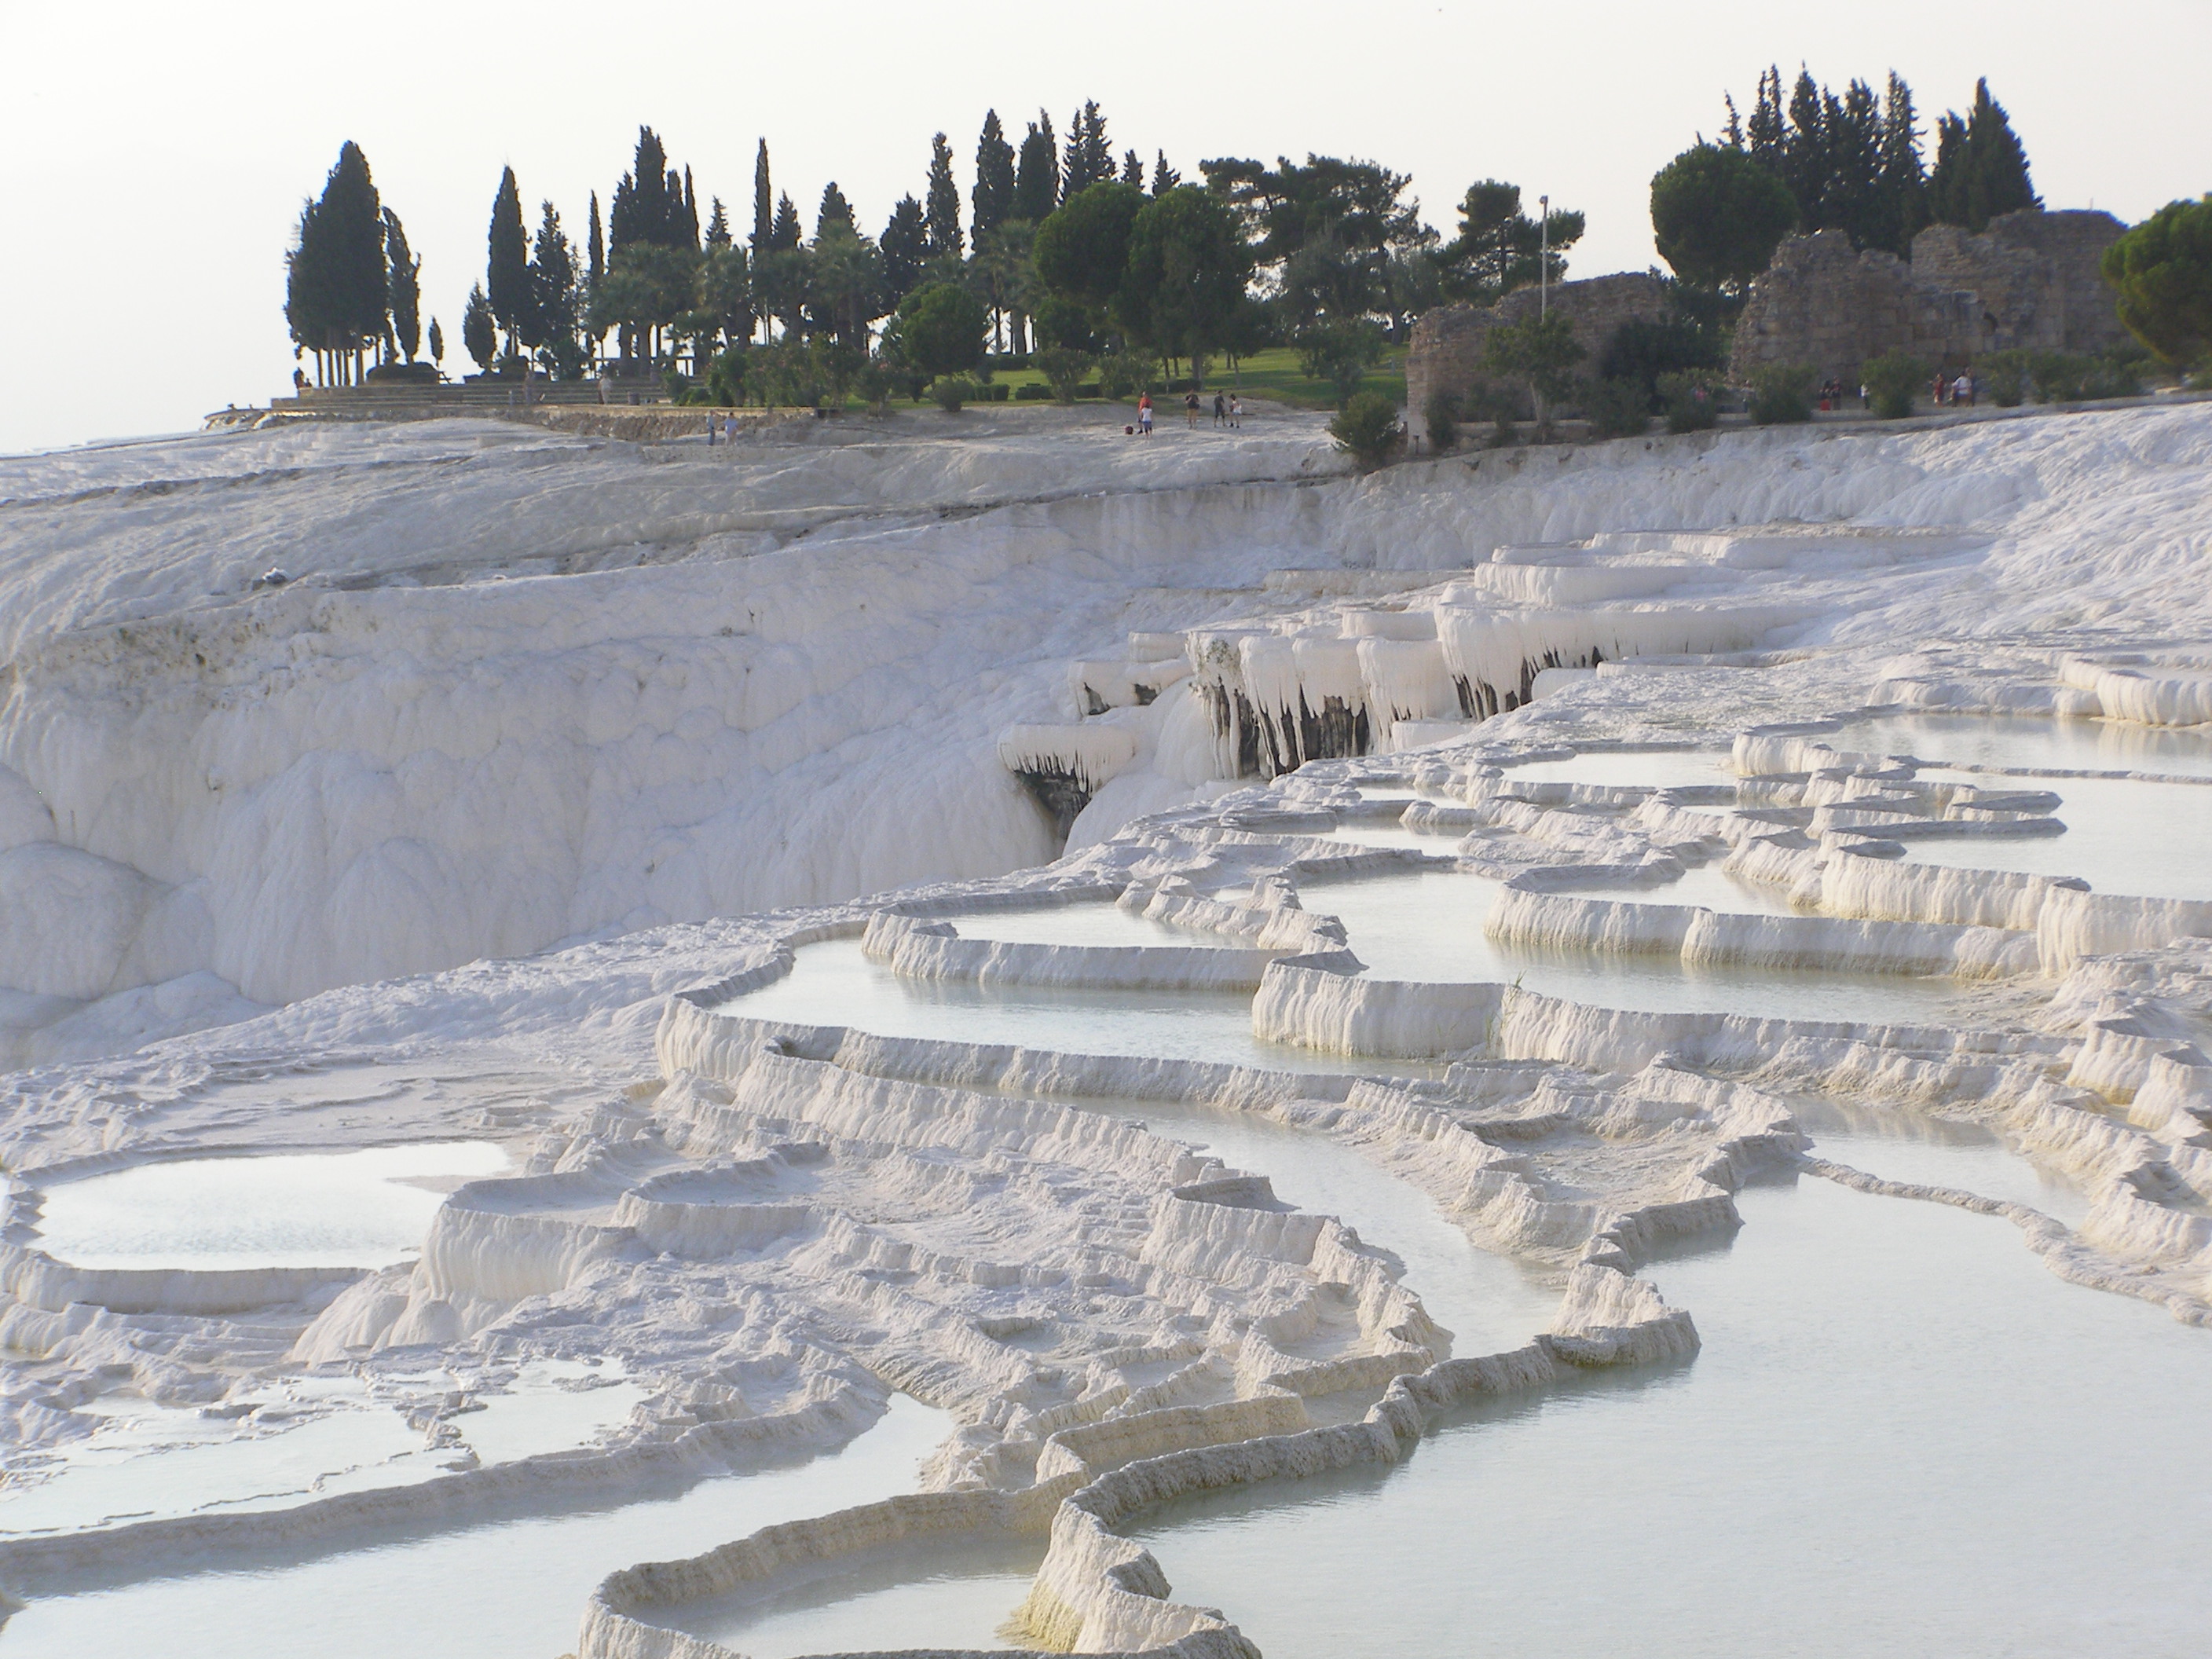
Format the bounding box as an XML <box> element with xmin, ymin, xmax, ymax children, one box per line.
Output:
<box><xmin>1035</xmin><ymin>345</ymin><xmax>1097</xmax><ymax>402</ymax></box>
<box><xmin>1583</xmin><ymin>375</ymin><xmax>1650</xmax><ymax>438</ymax></box>
<box><xmin>462</xmin><ymin>284</ymin><xmax>498</xmax><ymax>375</ymax></box>
<box><xmin>2100</xmin><ymin>196</ymin><xmax>2212</xmax><ymax>371</ymax></box>
<box><xmin>1033</xmin><ymin>181</ymin><xmax>1147</xmax><ymax>316</ymax></box>
<box><xmin>895</xmin><ymin>282</ymin><xmax>988</xmax><ymax>381</ymax></box>
<box><xmin>383</xmin><ymin>210</ymin><xmax>421</xmax><ymax>362</ymax></box>
<box><xmin>1483</xmin><ymin>312</ymin><xmax>1584</xmax><ymax>429</ymax></box>
<box><xmin>1861</xmin><ymin>351</ymin><xmax>1928</xmax><ymax>418</ymax></box>
<box><xmin>1423</xmin><ymin>388</ymin><xmax>1460</xmax><ymax>453</ymax></box>
<box><xmin>1297</xmin><ymin>318</ymin><xmax>1386</xmax><ymax>406</ymax></box>
<box><xmin>1747</xmin><ymin>362</ymin><xmax>1817</xmax><ymax>423</ymax></box>
<box><xmin>1656</xmin><ymin>372</ymin><xmax>1719</xmax><ymax>433</ymax></box>
<box><xmin>1650</xmin><ymin>145</ymin><xmax>1799</xmax><ymax>293</ymax></box>
<box><xmin>1977</xmin><ymin>348</ymin><xmax>2031</xmax><ymax>406</ymax></box>
<box><xmin>1329</xmin><ymin>390</ymin><xmax>1402</xmax><ymax>471</ymax></box>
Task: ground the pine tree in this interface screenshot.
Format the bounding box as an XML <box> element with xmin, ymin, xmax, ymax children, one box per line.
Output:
<box><xmin>705</xmin><ymin>196</ymin><xmax>731</xmax><ymax>249</ymax></box>
<box><xmin>1151</xmin><ymin>152</ymin><xmax>1180</xmax><ymax>196</ymax></box>
<box><xmin>881</xmin><ymin>196</ymin><xmax>928</xmax><ymax>302</ymax></box>
<box><xmin>588</xmin><ymin>192</ymin><xmax>605</xmax><ymax>283</ymax></box>
<box><xmin>1014</xmin><ymin>115</ymin><xmax>1058</xmax><ymax>223</ymax></box>
<box><xmin>384</xmin><ymin>208</ymin><xmax>421</xmax><ymax>361</ymax></box>
<box><xmin>487</xmin><ymin>167</ymin><xmax>530</xmax><ymax>359</ymax></box>
<box><xmin>751</xmin><ymin>141</ymin><xmax>773</xmax><ymax>252</ymax></box>
<box><xmin>973</xmin><ymin>109</ymin><xmax>1015</xmax><ymax>242</ymax></box>
<box><xmin>818</xmin><ymin>182</ymin><xmax>855</xmax><ymax>239</ymax></box>
<box><xmin>925</xmin><ymin>132</ymin><xmax>963</xmax><ymax>260</ymax></box>
<box><xmin>1121</xmin><ymin>148</ymin><xmax>1143</xmax><ymax>186</ymax></box>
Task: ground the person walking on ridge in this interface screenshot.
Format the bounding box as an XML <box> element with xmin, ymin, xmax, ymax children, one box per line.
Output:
<box><xmin>1185</xmin><ymin>390</ymin><xmax>1201</xmax><ymax>428</ymax></box>
<box><xmin>1213</xmin><ymin>391</ymin><xmax>1227</xmax><ymax>427</ymax></box>
<box><xmin>1137</xmin><ymin>391</ymin><xmax>1153</xmax><ymax>435</ymax></box>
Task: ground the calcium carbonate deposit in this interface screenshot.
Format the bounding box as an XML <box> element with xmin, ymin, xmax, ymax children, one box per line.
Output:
<box><xmin>2</xmin><ymin>399</ymin><xmax>2210</xmax><ymax>1657</ymax></box>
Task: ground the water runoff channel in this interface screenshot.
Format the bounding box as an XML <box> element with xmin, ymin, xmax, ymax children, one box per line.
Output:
<box><xmin>10</xmin><ymin>716</ymin><xmax>2209</xmax><ymax>1655</ymax></box>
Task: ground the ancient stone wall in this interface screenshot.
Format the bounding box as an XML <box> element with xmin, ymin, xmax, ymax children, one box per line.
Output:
<box><xmin>1405</xmin><ymin>272</ymin><xmax>1672</xmax><ymax>418</ymax></box>
<box><xmin>1730</xmin><ymin>209</ymin><xmax>2126</xmax><ymax>384</ymax></box>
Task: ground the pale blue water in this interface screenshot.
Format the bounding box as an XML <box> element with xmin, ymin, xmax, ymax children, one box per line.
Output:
<box><xmin>1124</xmin><ymin>1178</ymin><xmax>2212</xmax><ymax>1658</ymax></box>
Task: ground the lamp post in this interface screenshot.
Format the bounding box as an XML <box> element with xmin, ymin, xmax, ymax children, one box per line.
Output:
<box><xmin>1539</xmin><ymin>194</ymin><xmax>1550</xmax><ymax>317</ymax></box>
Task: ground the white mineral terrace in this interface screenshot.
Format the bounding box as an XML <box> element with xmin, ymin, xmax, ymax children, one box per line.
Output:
<box><xmin>2</xmin><ymin>405</ymin><xmax>2209</xmax><ymax>1656</ymax></box>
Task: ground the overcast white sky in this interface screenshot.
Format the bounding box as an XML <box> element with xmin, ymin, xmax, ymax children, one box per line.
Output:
<box><xmin>3</xmin><ymin>0</ymin><xmax>2205</xmax><ymax>454</ymax></box>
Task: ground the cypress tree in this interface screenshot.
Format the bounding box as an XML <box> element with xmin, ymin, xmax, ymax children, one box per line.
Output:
<box><xmin>428</xmin><ymin>317</ymin><xmax>445</xmax><ymax>366</ymax></box>
<box><xmin>1014</xmin><ymin>115</ymin><xmax>1058</xmax><ymax>223</ymax></box>
<box><xmin>632</xmin><ymin>130</ymin><xmax>670</xmax><ymax>244</ymax></box>
<box><xmin>588</xmin><ymin>192</ymin><xmax>605</xmax><ymax>283</ymax></box>
<box><xmin>751</xmin><ymin>140</ymin><xmax>773</xmax><ymax>252</ymax></box>
<box><xmin>285</xmin><ymin>142</ymin><xmax>386</xmax><ymax>385</ymax></box>
<box><xmin>1780</xmin><ymin>69</ymin><xmax>1829</xmax><ymax>230</ymax></box>
<box><xmin>770</xmin><ymin>192</ymin><xmax>802</xmax><ymax>251</ymax></box>
<box><xmin>925</xmin><ymin>132</ymin><xmax>963</xmax><ymax>260</ymax></box>
<box><xmin>670</xmin><ymin>167</ymin><xmax>697</xmax><ymax>247</ymax></box>
<box><xmin>526</xmin><ymin>201</ymin><xmax>577</xmax><ymax>357</ymax></box>
<box><xmin>284</xmin><ymin>197</ymin><xmax>330</xmax><ymax>385</ymax></box>
<box><xmin>487</xmin><ymin>166</ymin><xmax>530</xmax><ymax>359</ymax></box>
<box><xmin>972</xmin><ymin>109</ymin><xmax>1015</xmax><ymax>241</ymax></box>
<box><xmin>1873</xmin><ymin>73</ymin><xmax>1927</xmax><ymax>255</ymax></box>
<box><xmin>1060</xmin><ymin>102</ymin><xmax>1112</xmax><ymax>201</ymax></box>
<box><xmin>463</xmin><ymin>285</ymin><xmax>498</xmax><ymax>374</ymax></box>
<box><xmin>683</xmin><ymin>167</ymin><xmax>698</xmax><ymax>245</ymax></box>
<box><xmin>1928</xmin><ymin>113</ymin><xmax>1969</xmax><ymax>227</ymax></box>
<box><xmin>882</xmin><ymin>196</ymin><xmax>928</xmax><ymax>302</ymax></box>
<box><xmin>384</xmin><ymin>208</ymin><xmax>421</xmax><ymax>362</ymax></box>
<box><xmin>610</xmin><ymin>174</ymin><xmax>638</xmax><ymax>250</ymax></box>
<box><xmin>1747</xmin><ymin>68</ymin><xmax>1785</xmax><ymax>167</ymax></box>
<box><xmin>705</xmin><ymin>196</ymin><xmax>731</xmax><ymax>248</ymax></box>
<box><xmin>1121</xmin><ymin>148</ymin><xmax>1143</xmax><ymax>187</ymax></box>
<box><xmin>818</xmin><ymin>182</ymin><xmax>855</xmax><ymax>239</ymax></box>
<box><xmin>1961</xmin><ymin>79</ymin><xmax>2038</xmax><ymax>230</ymax></box>
<box><xmin>1151</xmin><ymin>152</ymin><xmax>1181</xmax><ymax>196</ymax></box>
<box><xmin>1824</xmin><ymin>79</ymin><xmax>1881</xmax><ymax>249</ymax></box>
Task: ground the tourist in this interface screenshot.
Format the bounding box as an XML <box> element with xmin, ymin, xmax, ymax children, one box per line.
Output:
<box><xmin>1859</xmin><ymin>382</ymin><xmax>1870</xmax><ymax>411</ymax></box>
<box><xmin>1213</xmin><ymin>391</ymin><xmax>1227</xmax><ymax>427</ymax></box>
<box><xmin>1954</xmin><ymin>371</ymin><xmax>1975</xmax><ymax>407</ymax></box>
<box><xmin>292</xmin><ymin>367</ymin><xmax>308</xmax><ymax>394</ymax></box>
<box><xmin>1137</xmin><ymin>392</ymin><xmax>1153</xmax><ymax>435</ymax></box>
<box><xmin>1229</xmin><ymin>394</ymin><xmax>1243</xmax><ymax>428</ymax></box>
<box><xmin>1932</xmin><ymin>370</ymin><xmax>1948</xmax><ymax>407</ymax></box>
<box><xmin>1185</xmin><ymin>390</ymin><xmax>1201</xmax><ymax>428</ymax></box>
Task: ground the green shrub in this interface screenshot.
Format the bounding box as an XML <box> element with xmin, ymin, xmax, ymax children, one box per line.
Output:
<box><xmin>1861</xmin><ymin>351</ymin><xmax>1928</xmax><ymax>419</ymax></box>
<box><xmin>984</xmin><ymin>382</ymin><xmax>1010</xmax><ymax>401</ymax></box>
<box><xmin>1014</xmin><ymin>383</ymin><xmax>1052</xmax><ymax>401</ymax></box>
<box><xmin>1747</xmin><ymin>363</ymin><xmax>1817</xmax><ymax>424</ymax></box>
<box><xmin>1655</xmin><ymin>372</ymin><xmax>1719</xmax><ymax>433</ymax></box>
<box><xmin>1978</xmin><ymin>349</ymin><xmax>2031</xmax><ymax>406</ymax></box>
<box><xmin>1328</xmin><ymin>390</ymin><xmax>1404</xmax><ymax>471</ymax></box>
<box><xmin>1423</xmin><ymin>389</ymin><xmax>1461</xmax><ymax>453</ymax></box>
<box><xmin>2025</xmin><ymin>350</ymin><xmax>2140</xmax><ymax>403</ymax></box>
<box><xmin>932</xmin><ymin>377</ymin><xmax>973</xmax><ymax>412</ymax></box>
<box><xmin>1034</xmin><ymin>346</ymin><xmax>1097</xmax><ymax>403</ymax></box>
<box><xmin>1583</xmin><ymin>375</ymin><xmax>1651</xmax><ymax>439</ymax></box>
<box><xmin>1096</xmin><ymin>352</ymin><xmax>1154</xmax><ymax>401</ymax></box>
<box><xmin>1075</xmin><ymin>383</ymin><xmax>1101</xmax><ymax>400</ymax></box>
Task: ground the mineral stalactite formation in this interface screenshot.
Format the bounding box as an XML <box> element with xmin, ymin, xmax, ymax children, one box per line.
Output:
<box><xmin>2</xmin><ymin>400</ymin><xmax>2210</xmax><ymax>1656</ymax></box>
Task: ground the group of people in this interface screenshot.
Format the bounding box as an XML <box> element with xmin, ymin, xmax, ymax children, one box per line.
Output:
<box><xmin>1816</xmin><ymin>377</ymin><xmax>1856</xmax><ymax>412</ymax></box>
<box><xmin>1932</xmin><ymin>369</ymin><xmax>1978</xmax><ymax>407</ymax></box>
<box><xmin>1134</xmin><ymin>390</ymin><xmax>1243</xmax><ymax>434</ymax></box>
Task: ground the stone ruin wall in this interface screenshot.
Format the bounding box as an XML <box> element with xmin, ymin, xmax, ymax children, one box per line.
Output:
<box><xmin>1403</xmin><ymin>209</ymin><xmax>2130</xmax><ymax>411</ymax></box>
<box><xmin>1405</xmin><ymin>272</ymin><xmax>1672</xmax><ymax>419</ymax></box>
<box><xmin>1730</xmin><ymin>208</ymin><xmax>2128</xmax><ymax>386</ymax></box>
